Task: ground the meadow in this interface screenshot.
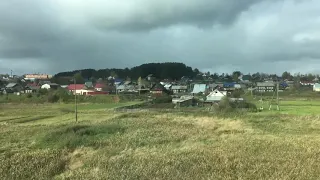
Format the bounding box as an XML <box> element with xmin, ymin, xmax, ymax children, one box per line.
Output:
<box><xmin>1</xmin><ymin>100</ymin><xmax>320</xmax><ymax>179</ymax></box>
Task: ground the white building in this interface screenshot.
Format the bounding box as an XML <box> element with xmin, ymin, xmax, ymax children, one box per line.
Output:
<box><xmin>206</xmin><ymin>89</ymin><xmax>227</xmax><ymax>102</ymax></box>
<box><xmin>313</xmin><ymin>84</ymin><xmax>320</xmax><ymax>92</ymax></box>
<box><xmin>41</xmin><ymin>83</ymin><xmax>60</xmax><ymax>90</ymax></box>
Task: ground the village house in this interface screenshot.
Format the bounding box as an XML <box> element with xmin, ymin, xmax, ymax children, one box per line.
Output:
<box><xmin>150</xmin><ymin>83</ymin><xmax>167</xmax><ymax>95</ymax></box>
<box><xmin>172</xmin><ymin>95</ymin><xmax>194</xmax><ymax>107</ymax></box>
<box><xmin>68</xmin><ymin>84</ymin><xmax>94</xmax><ymax>95</ymax></box>
<box><xmin>38</xmin><ymin>80</ymin><xmax>52</xmax><ymax>86</ymax></box>
<box><xmin>5</xmin><ymin>83</ymin><xmax>23</xmax><ymax>93</ymax></box>
<box><xmin>256</xmin><ymin>82</ymin><xmax>275</xmax><ymax>92</ymax></box>
<box><xmin>41</xmin><ymin>83</ymin><xmax>60</xmax><ymax>90</ymax></box>
<box><xmin>60</xmin><ymin>85</ymin><xmax>69</xmax><ymax>89</ymax></box>
<box><xmin>146</xmin><ymin>74</ymin><xmax>156</xmax><ymax>81</ymax></box>
<box><xmin>116</xmin><ymin>85</ymin><xmax>125</xmax><ymax>93</ymax></box>
<box><xmin>159</xmin><ymin>82</ymin><xmax>172</xmax><ymax>91</ymax></box>
<box><xmin>279</xmin><ymin>82</ymin><xmax>289</xmax><ymax>90</ymax></box>
<box><xmin>205</xmin><ymin>89</ymin><xmax>227</xmax><ymax>102</ymax></box>
<box><xmin>116</xmin><ymin>84</ymin><xmax>137</xmax><ymax>94</ymax></box>
<box><xmin>24</xmin><ymin>74</ymin><xmax>52</xmax><ymax>81</ymax></box>
<box><xmin>223</xmin><ymin>82</ymin><xmax>241</xmax><ymax>91</ymax></box>
<box><xmin>85</xmin><ymin>81</ymin><xmax>94</xmax><ymax>89</ymax></box>
<box><xmin>164</xmin><ymin>84</ymin><xmax>172</xmax><ymax>90</ymax></box>
<box><xmin>191</xmin><ymin>84</ymin><xmax>207</xmax><ymax>95</ymax></box>
<box><xmin>94</xmin><ymin>83</ymin><xmax>105</xmax><ymax>91</ymax></box>
<box><xmin>313</xmin><ymin>84</ymin><xmax>320</xmax><ymax>92</ymax></box>
<box><xmin>240</xmin><ymin>75</ymin><xmax>251</xmax><ymax>83</ymax></box>
<box><xmin>300</xmin><ymin>81</ymin><xmax>315</xmax><ymax>86</ymax></box>
<box><xmin>25</xmin><ymin>83</ymin><xmax>40</xmax><ymax>93</ymax></box>
<box><xmin>208</xmin><ymin>83</ymin><xmax>223</xmax><ymax>91</ymax></box>
<box><xmin>171</xmin><ymin>85</ymin><xmax>188</xmax><ymax>94</ymax></box>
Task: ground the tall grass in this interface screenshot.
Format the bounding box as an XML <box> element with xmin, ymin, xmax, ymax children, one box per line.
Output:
<box><xmin>38</xmin><ymin>124</ymin><xmax>126</xmax><ymax>149</ymax></box>
<box><xmin>1</xmin><ymin>103</ymin><xmax>320</xmax><ymax>179</ymax></box>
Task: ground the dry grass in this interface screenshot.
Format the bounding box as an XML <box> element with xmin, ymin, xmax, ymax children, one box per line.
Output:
<box><xmin>1</xmin><ymin>103</ymin><xmax>320</xmax><ymax>179</ymax></box>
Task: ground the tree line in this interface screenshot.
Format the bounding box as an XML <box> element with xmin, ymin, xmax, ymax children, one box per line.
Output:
<box><xmin>51</xmin><ymin>62</ymin><xmax>319</xmax><ymax>84</ymax></box>
<box><xmin>54</xmin><ymin>62</ymin><xmax>195</xmax><ymax>81</ymax></box>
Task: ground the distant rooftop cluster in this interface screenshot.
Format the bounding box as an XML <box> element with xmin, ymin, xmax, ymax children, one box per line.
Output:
<box><xmin>24</xmin><ymin>74</ymin><xmax>53</xmax><ymax>80</ymax></box>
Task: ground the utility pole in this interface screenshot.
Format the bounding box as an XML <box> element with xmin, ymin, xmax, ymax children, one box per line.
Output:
<box><xmin>276</xmin><ymin>82</ymin><xmax>280</xmax><ymax>111</ymax></box>
<box><xmin>138</xmin><ymin>77</ymin><xmax>141</xmax><ymax>96</ymax></box>
<box><xmin>74</xmin><ymin>78</ymin><xmax>78</xmax><ymax>123</ymax></box>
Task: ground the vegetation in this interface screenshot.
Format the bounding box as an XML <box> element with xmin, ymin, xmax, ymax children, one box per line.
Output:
<box><xmin>0</xmin><ymin>89</ymin><xmax>147</xmax><ymax>104</ymax></box>
<box><xmin>1</xmin><ymin>100</ymin><xmax>320</xmax><ymax>179</ymax></box>
<box><xmin>49</xmin><ymin>62</ymin><xmax>320</xmax><ymax>84</ymax></box>
<box><xmin>54</xmin><ymin>62</ymin><xmax>196</xmax><ymax>80</ymax></box>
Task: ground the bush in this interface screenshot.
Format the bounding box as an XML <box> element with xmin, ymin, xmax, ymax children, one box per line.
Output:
<box><xmin>47</xmin><ymin>93</ymin><xmax>59</xmax><ymax>103</ymax></box>
<box><xmin>231</xmin><ymin>89</ymin><xmax>244</xmax><ymax>98</ymax></box>
<box><xmin>153</xmin><ymin>95</ymin><xmax>172</xmax><ymax>104</ymax></box>
<box><xmin>39</xmin><ymin>124</ymin><xmax>126</xmax><ymax>149</ymax></box>
<box><xmin>38</xmin><ymin>89</ymin><xmax>48</xmax><ymax>95</ymax></box>
<box><xmin>213</xmin><ymin>96</ymin><xmax>258</xmax><ymax>114</ymax></box>
<box><xmin>54</xmin><ymin>88</ymin><xmax>71</xmax><ymax>103</ymax></box>
<box><xmin>230</xmin><ymin>101</ymin><xmax>258</xmax><ymax>112</ymax></box>
<box><xmin>26</xmin><ymin>93</ymin><xmax>33</xmax><ymax>98</ymax></box>
<box><xmin>215</xmin><ymin>96</ymin><xmax>234</xmax><ymax>112</ymax></box>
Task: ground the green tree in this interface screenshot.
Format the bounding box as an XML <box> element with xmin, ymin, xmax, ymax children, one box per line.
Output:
<box><xmin>73</xmin><ymin>73</ymin><xmax>85</xmax><ymax>84</ymax></box>
<box><xmin>282</xmin><ymin>71</ymin><xmax>292</xmax><ymax>80</ymax></box>
<box><xmin>232</xmin><ymin>71</ymin><xmax>241</xmax><ymax>82</ymax></box>
<box><xmin>307</xmin><ymin>73</ymin><xmax>315</xmax><ymax>81</ymax></box>
<box><xmin>193</xmin><ymin>68</ymin><xmax>200</xmax><ymax>75</ymax></box>
<box><xmin>110</xmin><ymin>71</ymin><xmax>118</xmax><ymax>78</ymax></box>
<box><xmin>211</xmin><ymin>73</ymin><xmax>219</xmax><ymax>80</ymax></box>
<box><xmin>55</xmin><ymin>88</ymin><xmax>71</xmax><ymax>103</ymax></box>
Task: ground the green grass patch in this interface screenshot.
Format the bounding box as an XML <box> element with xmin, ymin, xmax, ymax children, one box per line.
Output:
<box><xmin>13</xmin><ymin>116</ymin><xmax>56</xmax><ymax>124</ymax></box>
<box><xmin>38</xmin><ymin>124</ymin><xmax>126</xmax><ymax>149</ymax></box>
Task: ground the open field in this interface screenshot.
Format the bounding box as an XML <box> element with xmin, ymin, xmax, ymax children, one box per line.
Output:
<box><xmin>1</xmin><ymin>101</ymin><xmax>320</xmax><ymax>179</ymax></box>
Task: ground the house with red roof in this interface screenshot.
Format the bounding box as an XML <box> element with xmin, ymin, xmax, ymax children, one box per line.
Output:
<box><xmin>94</xmin><ymin>83</ymin><xmax>105</xmax><ymax>92</ymax></box>
<box><xmin>25</xmin><ymin>83</ymin><xmax>40</xmax><ymax>93</ymax></box>
<box><xmin>67</xmin><ymin>84</ymin><xmax>94</xmax><ymax>95</ymax></box>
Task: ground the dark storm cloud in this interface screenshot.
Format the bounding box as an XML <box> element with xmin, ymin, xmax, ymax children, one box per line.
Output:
<box><xmin>0</xmin><ymin>0</ymin><xmax>320</xmax><ymax>75</ymax></box>
<box><xmin>0</xmin><ymin>0</ymin><xmax>65</xmax><ymax>59</ymax></box>
<box><xmin>91</xmin><ymin>0</ymin><xmax>276</xmax><ymax>31</ymax></box>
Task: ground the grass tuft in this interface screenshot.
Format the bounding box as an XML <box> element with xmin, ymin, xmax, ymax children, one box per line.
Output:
<box><xmin>38</xmin><ymin>124</ymin><xmax>126</xmax><ymax>149</ymax></box>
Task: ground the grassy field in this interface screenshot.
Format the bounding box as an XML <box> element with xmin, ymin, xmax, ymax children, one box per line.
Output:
<box><xmin>1</xmin><ymin>100</ymin><xmax>320</xmax><ymax>179</ymax></box>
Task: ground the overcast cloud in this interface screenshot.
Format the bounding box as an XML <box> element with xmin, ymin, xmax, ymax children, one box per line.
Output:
<box><xmin>1</xmin><ymin>0</ymin><xmax>320</xmax><ymax>75</ymax></box>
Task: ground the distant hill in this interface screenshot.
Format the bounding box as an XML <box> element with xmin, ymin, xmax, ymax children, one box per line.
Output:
<box><xmin>54</xmin><ymin>62</ymin><xmax>196</xmax><ymax>80</ymax></box>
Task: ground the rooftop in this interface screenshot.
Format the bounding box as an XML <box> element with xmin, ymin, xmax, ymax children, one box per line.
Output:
<box><xmin>68</xmin><ymin>84</ymin><xmax>85</xmax><ymax>90</ymax></box>
<box><xmin>192</xmin><ymin>84</ymin><xmax>206</xmax><ymax>94</ymax></box>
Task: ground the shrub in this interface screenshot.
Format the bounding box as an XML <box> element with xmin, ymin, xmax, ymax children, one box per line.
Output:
<box><xmin>216</xmin><ymin>96</ymin><xmax>233</xmax><ymax>112</ymax></box>
<box><xmin>230</xmin><ymin>101</ymin><xmax>258</xmax><ymax>112</ymax></box>
<box><xmin>38</xmin><ymin>124</ymin><xmax>126</xmax><ymax>149</ymax></box>
<box><xmin>231</xmin><ymin>89</ymin><xmax>244</xmax><ymax>98</ymax></box>
<box><xmin>47</xmin><ymin>93</ymin><xmax>59</xmax><ymax>103</ymax></box>
<box><xmin>26</xmin><ymin>93</ymin><xmax>33</xmax><ymax>98</ymax></box>
<box><xmin>153</xmin><ymin>95</ymin><xmax>172</xmax><ymax>104</ymax></box>
<box><xmin>38</xmin><ymin>89</ymin><xmax>48</xmax><ymax>95</ymax></box>
<box><xmin>54</xmin><ymin>88</ymin><xmax>71</xmax><ymax>103</ymax></box>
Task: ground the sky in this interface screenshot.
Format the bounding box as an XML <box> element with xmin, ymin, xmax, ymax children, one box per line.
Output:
<box><xmin>1</xmin><ymin>0</ymin><xmax>320</xmax><ymax>75</ymax></box>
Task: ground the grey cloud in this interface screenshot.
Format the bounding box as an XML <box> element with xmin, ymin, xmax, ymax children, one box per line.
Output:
<box><xmin>0</xmin><ymin>0</ymin><xmax>320</xmax><ymax>75</ymax></box>
<box><xmin>92</xmin><ymin>0</ymin><xmax>276</xmax><ymax>31</ymax></box>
